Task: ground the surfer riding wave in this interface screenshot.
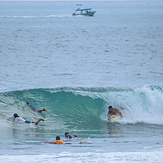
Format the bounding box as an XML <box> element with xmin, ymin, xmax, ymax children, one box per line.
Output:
<box><xmin>108</xmin><ymin>106</ymin><xmax>123</xmax><ymax>120</ymax></box>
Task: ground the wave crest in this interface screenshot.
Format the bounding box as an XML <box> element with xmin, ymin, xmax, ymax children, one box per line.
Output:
<box><xmin>0</xmin><ymin>86</ymin><xmax>163</xmax><ymax>129</ymax></box>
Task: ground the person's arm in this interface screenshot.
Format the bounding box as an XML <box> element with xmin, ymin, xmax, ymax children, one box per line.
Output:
<box><xmin>119</xmin><ymin>112</ymin><xmax>123</xmax><ymax>117</ymax></box>
<box><xmin>117</xmin><ymin>110</ymin><xmax>123</xmax><ymax>117</ymax></box>
<box><xmin>44</xmin><ymin>142</ymin><xmax>55</xmax><ymax>144</ymax></box>
<box><xmin>37</xmin><ymin>109</ymin><xmax>47</xmax><ymax>113</ymax></box>
<box><xmin>44</xmin><ymin>141</ymin><xmax>70</xmax><ymax>144</ymax></box>
<box><xmin>74</xmin><ymin>135</ymin><xmax>79</xmax><ymax>138</ymax></box>
<box><xmin>108</xmin><ymin>112</ymin><xmax>111</xmax><ymax>120</ymax></box>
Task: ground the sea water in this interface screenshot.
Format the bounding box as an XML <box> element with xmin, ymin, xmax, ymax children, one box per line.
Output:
<box><xmin>0</xmin><ymin>1</ymin><xmax>163</xmax><ymax>162</ymax></box>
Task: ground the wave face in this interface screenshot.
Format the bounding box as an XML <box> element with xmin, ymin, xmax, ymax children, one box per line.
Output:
<box><xmin>0</xmin><ymin>86</ymin><xmax>163</xmax><ymax>132</ymax></box>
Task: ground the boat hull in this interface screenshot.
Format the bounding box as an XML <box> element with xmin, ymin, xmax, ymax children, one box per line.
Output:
<box><xmin>72</xmin><ymin>11</ymin><xmax>96</xmax><ymax>16</ymax></box>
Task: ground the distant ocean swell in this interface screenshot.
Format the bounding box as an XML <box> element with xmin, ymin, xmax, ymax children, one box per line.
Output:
<box><xmin>0</xmin><ymin>85</ymin><xmax>163</xmax><ymax>130</ymax></box>
<box><xmin>0</xmin><ymin>15</ymin><xmax>71</xmax><ymax>18</ymax></box>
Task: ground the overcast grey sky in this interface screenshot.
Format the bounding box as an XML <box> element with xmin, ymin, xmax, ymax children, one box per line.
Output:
<box><xmin>0</xmin><ymin>0</ymin><xmax>149</xmax><ymax>1</ymax></box>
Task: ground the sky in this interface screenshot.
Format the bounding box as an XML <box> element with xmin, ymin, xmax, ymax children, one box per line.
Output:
<box><xmin>0</xmin><ymin>0</ymin><xmax>150</xmax><ymax>1</ymax></box>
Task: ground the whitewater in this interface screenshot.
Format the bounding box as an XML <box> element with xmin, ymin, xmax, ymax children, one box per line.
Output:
<box><xmin>0</xmin><ymin>1</ymin><xmax>163</xmax><ymax>162</ymax></box>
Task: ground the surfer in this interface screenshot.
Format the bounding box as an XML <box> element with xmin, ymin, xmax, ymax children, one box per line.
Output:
<box><xmin>26</xmin><ymin>102</ymin><xmax>47</xmax><ymax>113</ymax></box>
<box><xmin>108</xmin><ymin>106</ymin><xmax>123</xmax><ymax>120</ymax></box>
<box><xmin>65</xmin><ymin>132</ymin><xmax>79</xmax><ymax>139</ymax></box>
<box><xmin>13</xmin><ymin>113</ymin><xmax>44</xmax><ymax>125</ymax></box>
<box><xmin>44</xmin><ymin>136</ymin><xmax>65</xmax><ymax>144</ymax></box>
<box><xmin>54</xmin><ymin>136</ymin><xmax>65</xmax><ymax>144</ymax></box>
<box><xmin>44</xmin><ymin>136</ymin><xmax>89</xmax><ymax>145</ymax></box>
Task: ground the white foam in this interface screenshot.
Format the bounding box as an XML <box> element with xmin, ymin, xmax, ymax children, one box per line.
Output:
<box><xmin>1</xmin><ymin>151</ymin><xmax>163</xmax><ymax>163</ymax></box>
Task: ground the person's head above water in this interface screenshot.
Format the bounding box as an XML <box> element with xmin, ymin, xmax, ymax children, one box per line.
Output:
<box><xmin>14</xmin><ymin>113</ymin><xmax>19</xmax><ymax>118</ymax></box>
<box><xmin>108</xmin><ymin>106</ymin><xmax>112</xmax><ymax>109</ymax></box>
<box><xmin>56</xmin><ymin>136</ymin><xmax>61</xmax><ymax>140</ymax></box>
<box><xmin>65</xmin><ymin>132</ymin><xmax>69</xmax><ymax>137</ymax></box>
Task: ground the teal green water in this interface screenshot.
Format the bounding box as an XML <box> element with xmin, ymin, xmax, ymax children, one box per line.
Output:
<box><xmin>1</xmin><ymin>86</ymin><xmax>163</xmax><ymax>127</ymax></box>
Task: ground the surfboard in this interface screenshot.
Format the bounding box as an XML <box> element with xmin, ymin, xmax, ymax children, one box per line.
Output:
<box><xmin>6</xmin><ymin>118</ymin><xmax>15</xmax><ymax>123</ymax></box>
<box><xmin>109</xmin><ymin>114</ymin><xmax>122</xmax><ymax>121</ymax></box>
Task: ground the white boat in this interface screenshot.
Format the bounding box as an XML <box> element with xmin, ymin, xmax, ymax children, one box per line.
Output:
<box><xmin>72</xmin><ymin>8</ymin><xmax>96</xmax><ymax>17</ymax></box>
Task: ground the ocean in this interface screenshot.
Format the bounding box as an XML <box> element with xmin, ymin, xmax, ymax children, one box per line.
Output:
<box><xmin>0</xmin><ymin>1</ymin><xmax>163</xmax><ymax>162</ymax></box>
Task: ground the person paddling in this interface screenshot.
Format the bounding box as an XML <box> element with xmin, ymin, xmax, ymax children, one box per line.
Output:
<box><xmin>14</xmin><ymin>113</ymin><xmax>44</xmax><ymax>125</ymax></box>
<box><xmin>26</xmin><ymin>102</ymin><xmax>47</xmax><ymax>113</ymax></box>
<box><xmin>44</xmin><ymin>136</ymin><xmax>65</xmax><ymax>144</ymax></box>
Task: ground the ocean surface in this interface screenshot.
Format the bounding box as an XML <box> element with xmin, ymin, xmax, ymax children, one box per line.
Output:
<box><xmin>0</xmin><ymin>1</ymin><xmax>163</xmax><ymax>162</ymax></box>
